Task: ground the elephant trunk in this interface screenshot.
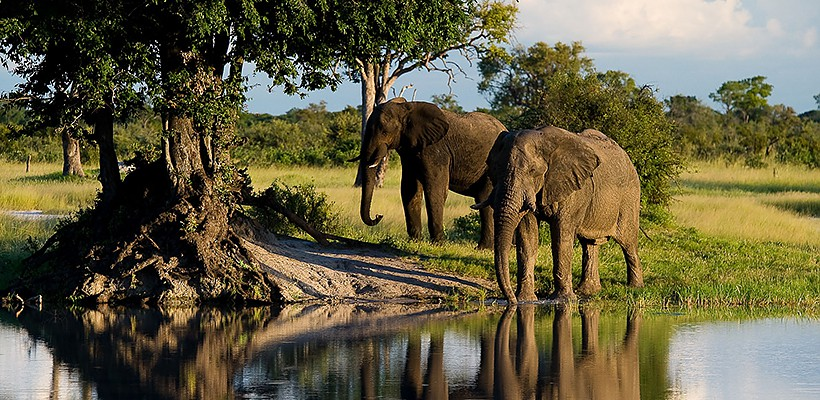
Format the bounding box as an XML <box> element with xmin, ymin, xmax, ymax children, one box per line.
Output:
<box><xmin>359</xmin><ymin>143</ymin><xmax>388</xmax><ymax>226</ymax></box>
<box><xmin>494</xmin><ymin>189</ymin><xmax>525</xmax><ymax>303</ymax></box>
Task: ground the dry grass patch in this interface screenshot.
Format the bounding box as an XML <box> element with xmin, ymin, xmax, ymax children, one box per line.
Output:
<box><xmin>247</xmin><ymin>164</ymin><xmax>478</xmax><ymax>240</ymax></box>
<box><xmin>672</xmin><ymin>162</ymin><xmax>820</xmax><ymax>247</ymax></box>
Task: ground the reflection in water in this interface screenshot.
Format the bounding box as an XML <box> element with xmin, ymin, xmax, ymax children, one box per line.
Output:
<box><xmin>2</xmin><ymin>304</ymin><xmax>652</xmax><ymax>399</ymax></box>
<box><xmin>4</xmin><ymin>306</ymin><xmax>275</xmax><ymax>399</ymax></box>
<box><xmin>4</xmin><ymin>304</ymin><xmax>814</xmax><ymax>399</ymax></box>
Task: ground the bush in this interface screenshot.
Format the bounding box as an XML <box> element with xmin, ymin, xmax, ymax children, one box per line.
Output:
<box><xmin>448</xmin><ymin>212</ymin><xmax>482</xmax><ymax>243</ymax></box>
<box><xmin>252</xmin><ymin>180</ymin><xmax>341</xmax><ymax>236</ymax></box>
<box><xmin>479</xmin><ymin>42</ymin><xmax>683</xmax><ymax>209</ymax></box>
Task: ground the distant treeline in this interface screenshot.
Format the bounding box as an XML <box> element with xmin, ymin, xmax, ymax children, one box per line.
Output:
<box><xmin>1</xmin><ymin>94</ymin><xmax>818</xmax><ymax>169</ymax></box>
<box><xmin>0</xmin><ymin>101</ymin><xmax>362</xmax><ymax>168</ymax></box>
<box><xmin>667</xmin><ymin>94</ymin><xmax>820</xmax><ymax>169</ymax></box>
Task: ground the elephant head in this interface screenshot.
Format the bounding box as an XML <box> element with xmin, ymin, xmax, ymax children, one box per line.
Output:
<box><xmin>473</xmin><ymin>127</ymin><xmax>599</xmax><ymax>302</ymax></box>
<box><xmin>358</xmin><ymin>97</ymin><xmax>449</xmax><ymax>226</ymax></box>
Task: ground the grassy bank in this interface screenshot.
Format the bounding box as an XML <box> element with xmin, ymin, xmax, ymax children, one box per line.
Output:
<box><xmin>1</xmin><ymin>161</ymin><xmax>818</xmax><ymax>312</ymax></box>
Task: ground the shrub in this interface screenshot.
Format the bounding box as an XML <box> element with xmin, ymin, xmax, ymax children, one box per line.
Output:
<box><xmin>252</xmin><ymin>180</ymin><xmax>341</xmax><ymax>236</ymax></box>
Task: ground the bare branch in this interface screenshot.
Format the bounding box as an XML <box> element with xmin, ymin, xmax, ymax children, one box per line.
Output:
<box><xmin>0</xmin><ymin>95</ymin><xmax>34</xmax><ymax>103</ymax></box>
<box><xmin>397</xmin><ymin>84</ymin><xmax>413</xmax><ymax>98</ymax></box>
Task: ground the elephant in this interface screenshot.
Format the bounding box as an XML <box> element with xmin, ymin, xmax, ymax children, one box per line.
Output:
<box><xmin>472</xmin><ymin>125</ymin><xmax>643</xmax><ymax>302</ymax></box>
<box><xmin>357</xmin><ymin>97</ymin><xmax>506</xmax><ymax>249</ymax></box>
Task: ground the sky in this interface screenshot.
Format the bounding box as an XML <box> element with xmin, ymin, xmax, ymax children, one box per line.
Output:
<box><xmin>2</xmin><ymin>0</ymin><xmax>819</xmax><ymax>115</ymax></box>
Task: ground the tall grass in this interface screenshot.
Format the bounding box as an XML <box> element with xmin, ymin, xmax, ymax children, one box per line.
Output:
<box><xmin>0</xmin><ymin>161</ymin><xmax>100</xmax><ymax>213</ymax></box>
<box><xmin>671</xmin><ymin>162</ymin><xmax>820</xmax><ymax>247</ymax></box>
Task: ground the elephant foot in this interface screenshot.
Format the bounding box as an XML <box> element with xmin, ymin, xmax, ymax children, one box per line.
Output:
<box><xmin>475</xmin><ymin>241</ymin><xmax>492</xmax><ymax>251</ymax></box>
<box><xmin>516</xmin><ymin>291</ymin><xmax>539</xmax><ymax>303</ymax></box>
<box><xmin>576</xmin><ymin>281</ymin><xmax>602</xmax><ymax>296</ymax></box>
<box><xmin>547</xmin><ymin>290</ymin><xmax>577</xmax><ymax>304</ymax></box>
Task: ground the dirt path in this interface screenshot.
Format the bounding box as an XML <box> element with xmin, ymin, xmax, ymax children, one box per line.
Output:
<box><xmin>244</xmin><ymin>236</ymin><xmax>495</xmax><ymax>303</ymax></box>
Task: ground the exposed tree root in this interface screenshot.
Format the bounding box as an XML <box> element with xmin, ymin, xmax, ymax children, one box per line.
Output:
<box><xmin>10</xmin><ymin>162</ymin><xmax>281</xmax><ymax>305</ymax></box>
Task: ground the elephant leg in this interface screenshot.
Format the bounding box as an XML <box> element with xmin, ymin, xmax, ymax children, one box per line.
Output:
<box><xmin>613</xmin><ymin>228</ymin><xmax>643</xmax><ymax>287</ymax></box>
<box><xmin>577</xmin><ymin>239</ymin><xmax>602</xmax><ymax>295</ymax></box>
<box><xmin>401</xmin><ymin>168</ymin><xmax>424</xmax><ymax>241</ymax></box>
<box><xmin>476</xmin><ymin>183</ymin><xmax>494</xmax><ymax>250</ymax></box>
<box><xmin>616</xmin><ymin>236</ymin><xmax>644</xmax><ymax>288</ymax></box>
<box><xmin>514</xmin><ymin>212</ymin><xmax>538</xmax><ymax>302</ymax></box>
<box><xmin>616</xmin><ymin>200</ymin><xmax>644</xmax><ymax>288</ymax></box>
<box><xmin>422</xmin><ymin>170</ymin><xmax>448</xmax><ymax>243</ymax></box>
<box><xmin>548</xmin><ymin>223</ymin><xmax>577</xmax><ymax>302</ymax></box>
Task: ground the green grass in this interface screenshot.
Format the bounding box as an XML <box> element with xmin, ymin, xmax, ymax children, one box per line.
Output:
<box><xmin>1</xmin><ymin>161</ymin><xmax>818</xmax><ymax>313</ymax></box>
<box><xmin>0</xmin><ymin>161</ymin><xmax>100</xmax><ymax>213</ymax></box>
<box><xmin>670</xmin><ymin>162</ymin><xmax>820</xmax><ymax>246</ymax></box>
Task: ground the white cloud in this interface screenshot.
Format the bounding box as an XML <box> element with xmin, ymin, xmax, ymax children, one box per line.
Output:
<box><xmin>513</xmin><ymin>0</ymin><xmax>811</xmax><ymax>58</ymax></box>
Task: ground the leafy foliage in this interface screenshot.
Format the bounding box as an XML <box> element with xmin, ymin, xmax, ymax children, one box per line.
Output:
<box><xmin>668</xmin><ymin>80</ymin><xmax>820</xmax><ymax>169</ymax></box>
<box><xmin>479</xmin><ymin>41</ymin><xmax>683</xmax><ymax>209</ymax></box>
<box><xmin>252</xmin><ymin>180</ymin><xmax>341</xmax><ymax>237</ymax></box>
<box><xmin>709</xmin><ymin>76</ymin><xmax>773</xmax><ymax>123</ymax></box>
<box><xmin>232</xmin><ymin>103</ymin><xmax>360</xmax><ymax>167</ymax></box>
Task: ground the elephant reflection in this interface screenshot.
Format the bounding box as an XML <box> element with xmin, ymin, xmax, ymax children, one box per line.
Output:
<box><xmin>545</xmin><ymin>307</ymin><xmax>642</xmax><ymax>400</ymax></box>
<box><xmin>486</xmin><ymin>306</ymin><xmax>642</xmax><ymax>400</ymax></box>
<box><xmin>398</xmin><ymin>307</ymin><xmax>642</xmax><ymax>400</ymax></box>
<box><xmin>493</xmin><ymin>305</ymin><xmax>539</xmax><ymax>400</ymax></box>
<box><xmin>401</xmin><ymin>330</ymin><xmax>449</xmax><ymax>400</ymax></box>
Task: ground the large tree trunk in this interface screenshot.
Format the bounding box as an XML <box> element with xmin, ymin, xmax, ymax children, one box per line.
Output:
<box><xmin>353</xmin><ymin>61</ymin><xmax>394</xmax><ymax>188</ymax></box>
<box><xmin>61</xmin><ymin>128</ymin><xmax>85</xmax><ymax>177</ymax></box>
<box><xmin>94</xmin><ymin>106</ymin><xmax>120</xmax><ymax>207</ymax></box>
<box><xmin>17</xmin><ymin>43</ymin><xmax>277</xmax><ymax>306</ymax></box>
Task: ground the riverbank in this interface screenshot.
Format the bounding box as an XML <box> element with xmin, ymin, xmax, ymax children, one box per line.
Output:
<box><xmin>0</xmin><ymin>162</ymin><xmax>817</xmax><ymax>311</ymax></box>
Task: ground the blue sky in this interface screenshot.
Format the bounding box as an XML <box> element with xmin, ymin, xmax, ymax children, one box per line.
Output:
<box><xmin>3</xmin><ymin>0</ymin><xmax>819</xmax><ymax>115</ymax></box>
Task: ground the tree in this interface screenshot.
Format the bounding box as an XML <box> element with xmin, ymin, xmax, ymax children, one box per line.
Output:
<box><xmin>479</xmin><ymin>41</ymin><xmax>593</xmax><ymax>121</ymax></box>
<box><xmin>430</xmin><ymin>93</ymin><xmax>465</xmax><ymax>113</ymax></box>
<box><xmin>0</xmin><ymin>0</ymin><xmax>152</xmax><ymax>200</ymax></box>
<box><xmin>665</xmin><ymin>95</ymin><xmax>722</xmax><ymax>159</ymax></box>
<box><xmin>708</xmin><ymin>76</ymin><xmax>773</xmax><ymax>123</ymax></box>
<box><xmin>334</xmin><ymin>0</ymin><xmax>517</xmax><ymax>186</ymax></box>
<box><xmin>479</xmin><ymin>41</ymin><xmax>682</xmax><ymax>210</ymax></box>
<box><xmin>0</xmin><ymin>0</ymin><xmax>352</xmax><ymax>304</ymax></box>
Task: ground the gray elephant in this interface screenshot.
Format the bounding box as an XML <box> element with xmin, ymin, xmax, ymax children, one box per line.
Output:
<box><xmin>358</xmin><ymin>97</ymin><xmax>506</xmax><ymax>249</ymax></box>
<box><xmin>472</xmin><ymin>126</ymin><xmax>643</xmax><ymax>302</ymax></box>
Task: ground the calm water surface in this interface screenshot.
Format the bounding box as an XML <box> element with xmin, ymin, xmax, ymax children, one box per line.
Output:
<box><xmin>0</xmin><ymin>304</ymin><xmax>818</xmax><ymax>399</ymax></box>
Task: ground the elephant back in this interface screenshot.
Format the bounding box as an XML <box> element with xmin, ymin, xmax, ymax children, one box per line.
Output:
<box><xmin>578</xmin><ymin>130</ymin><xmax>636</xmax><ymax>175</ymax></box>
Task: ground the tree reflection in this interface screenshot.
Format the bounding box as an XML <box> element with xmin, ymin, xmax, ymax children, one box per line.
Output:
<box><xmin>12</xmin><ymin>304</ymin><xmax>650</xmax><ymax>399</ymax></box>
<box><xmin>17</xmin><ymin>306</ymin><xmax>273</xmax><ymax>400</ymax></box>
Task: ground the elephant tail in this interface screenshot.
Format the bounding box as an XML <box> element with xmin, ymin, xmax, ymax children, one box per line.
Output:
<box><xmin>639</xmin><ymin>226</ymin><xmax>653</xmax><ymax>242</ymax></box>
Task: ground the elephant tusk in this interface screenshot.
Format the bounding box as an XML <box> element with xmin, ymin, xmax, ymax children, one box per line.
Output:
<box><xmin>368</xmin><ymin>156</ymin><xmax>387</xmax><ymax>169</ymax></box>
<box><xmin>347</xmin><ymin>155</ymin><xmax>362</xmax><ymax>162</ymax></box>
<box><xmin>471</xmin><ymin>201</ymin><xmax>489</xmax><ymax>210</ymax></box>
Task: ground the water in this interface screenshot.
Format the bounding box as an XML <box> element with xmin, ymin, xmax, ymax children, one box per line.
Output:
<box><xmin>0</xmin><ymin>304</ymin><xmax>818</xmax><ymax>399</ymax></box>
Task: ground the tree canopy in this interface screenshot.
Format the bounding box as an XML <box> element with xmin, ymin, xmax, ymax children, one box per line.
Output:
<box><xmin>708</xmin><ymin>76</ymin><xmax>773</xmax><ymax>123</ymax></box>
<box><xmin>669</xmin><ymin>78</ymin><xmax>819</xmax><ymax>169</ymax></box>
<box><xmin>479</xmin><ymin>41</ymin><xmax>682</xmax><ymax>210</ymax></box>
<box><xmin>0</xmin><ymin>0</ymin><xmax>376</xmax><ymax>304</ymax></box>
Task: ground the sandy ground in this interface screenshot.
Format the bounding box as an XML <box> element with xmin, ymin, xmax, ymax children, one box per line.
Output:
<box><xmin>243</xmin><ymin>235</ymin><xmax>496</xmax><ymax>303</ymax></box>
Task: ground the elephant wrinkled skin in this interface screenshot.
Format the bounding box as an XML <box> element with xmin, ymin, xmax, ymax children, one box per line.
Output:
<box><xmin>473</xmin><ymin>126</ymin><xmax>643</xmax><ymax>302</ymax></box>
<box><xmin>358</xmin><ymin>97</ymin><xmax>506</xmax><ymax>249</ymax></box>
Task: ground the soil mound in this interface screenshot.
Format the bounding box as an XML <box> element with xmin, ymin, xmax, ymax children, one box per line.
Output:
<box><xmin>244</xmin><ymin>236</ymin><xmax>495</xmax><ymax>303</ymax></box>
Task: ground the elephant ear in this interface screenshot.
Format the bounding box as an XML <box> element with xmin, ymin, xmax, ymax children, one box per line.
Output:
<box><xmin>402</xmin><ymin>102</ymin><xmax>449</xmax><ymax>151</ymax></box>
<box><xmin>541</xmin><ymin>135</ymin><xmax>600</xmax><ymax>204</ymax></box>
